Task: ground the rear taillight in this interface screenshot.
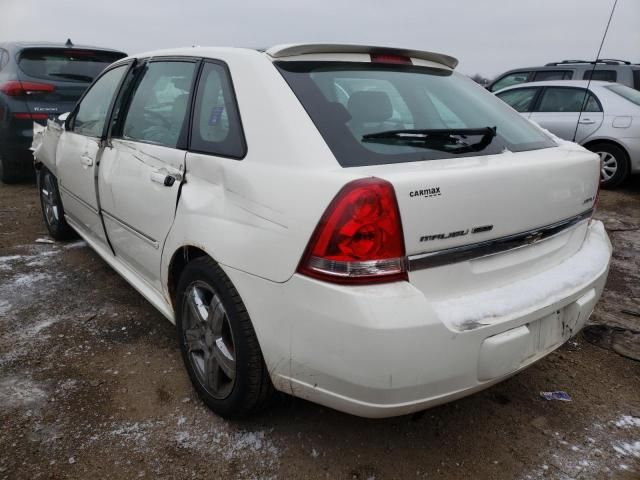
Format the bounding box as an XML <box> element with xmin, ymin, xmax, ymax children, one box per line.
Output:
<box><xmin>298</xmin><ymin>178</ymin><xmax>407</xmax><ymax>284</ymax></box>
<box><xmin>13</xmin><ymin>112</ymin><xmax>49</xmax><ymax>120</ymax></box>
<box><xmin>0</xmin><ymin>80</ymin><xmax>55</xmax><ymax>96</ymax></box>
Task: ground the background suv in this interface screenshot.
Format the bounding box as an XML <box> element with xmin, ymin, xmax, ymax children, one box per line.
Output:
<box><xmin>0</xmin><ymin>41</ymin><xmax>126</xmax><ymax>183</ymax></box>
<box><xmin>487</xmin><ymin>59</ymin><xmax>640</xmax><ymax>93</ymax></box>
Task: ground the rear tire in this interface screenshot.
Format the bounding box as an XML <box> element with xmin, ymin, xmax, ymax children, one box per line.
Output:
<box><xmin>588</xmin><ymin>142</ymin><xmax>629</xmax><ymax>189</ymax></box>
<box><xmin>38</xmin><ymin>167</ymin><xmax>75</xmax><ymax>240</ymax></box>
<box><xmin>176</xmin><ymin>256</ymin><xmax>274</xmax><ymax>418</ymax></box>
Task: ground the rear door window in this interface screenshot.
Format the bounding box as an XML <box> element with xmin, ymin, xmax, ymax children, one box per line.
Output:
<box><xmin>532</xmin><ymin>70</ymin><xmax>572</xmax><ymax>81</ymax></box>
<box><xmin>18</xmin><ymin>48</ymin><xmax>126</xmax><ymax>83</ymax></box>
<box><xmin>634</xmin><ymin>70</ymin><xmax>640</xmax><ymax>90</ymax></box>
<box><xmin>537</xmin><ymin>87</ymin><xmax>601</xmax><ymax>112</ymax></box>
<box><xmin>120</xmin><ymin>60</ymin><xmax>197</xmax><ymax>148</ymax></box>
<box><xmin>71</xmin><ymin>65</ymin><xmax>128</xmax><ymax>137</ymax></box>
<box><xmin>583</xmin><ymin>70</ymin><xmax>617</xmax><ymax>82</ymax></box>
<box><xmin>189</xmin><ymin>62</ymin><xmax>246</xmax><ymax>158</ymax></box>
<box><xmin>496</xmin><ymin>87</ymin><xmax>539</xmax><ymax>112</ymax></box>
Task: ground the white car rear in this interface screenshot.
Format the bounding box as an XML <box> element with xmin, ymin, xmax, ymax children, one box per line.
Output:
<box><xmin>34</xmin><ymin>44</ymin><xmax>611</xmax><ymax>418</ymax></box>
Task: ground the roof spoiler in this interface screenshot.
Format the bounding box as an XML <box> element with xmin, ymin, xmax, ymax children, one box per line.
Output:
<box><xmin>266</xmin><ymin>43</ymin><xmax>459</xmax><ymax>70</ymax></box>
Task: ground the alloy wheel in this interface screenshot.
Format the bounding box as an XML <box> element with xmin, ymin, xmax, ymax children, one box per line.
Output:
<box><xmin>598</xmin><ymin>151</ymin><xmax>617</xmax><ymax>182</ymax></box>
<box><xmin>182</xmin><ymin>281</ymin><xmax>236</xmax><ymax>399</ymax></box>
<box><xmin>41</xmin><ymin>172</ymin><xmax>60</xmax><ymax>228</ymax></box>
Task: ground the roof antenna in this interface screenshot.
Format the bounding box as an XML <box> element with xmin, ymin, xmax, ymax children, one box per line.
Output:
<box><xmin>572</xmin><ymin>0</ymin><xmax>618</xmax><ymax>142</ymax></box>
<box><xmin>65</xmin><ymin>38</ymin><xmax>73</xmax><ymax>47</ymax></box>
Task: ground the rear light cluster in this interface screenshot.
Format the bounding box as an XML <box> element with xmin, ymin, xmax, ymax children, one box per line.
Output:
<box><xmin>298</xmin><ymin>178</ymin><xmax>408</xmax><ymax>284</ymax></box>
<box><xmin>0</xmin><ymin>80</ymin><xmax>55</xmax><ymax>97</ymax></box>
<box><xmin>13</xmin><ymin>112</ymin><xmax>49</xmax><ymax>120</ymax></box>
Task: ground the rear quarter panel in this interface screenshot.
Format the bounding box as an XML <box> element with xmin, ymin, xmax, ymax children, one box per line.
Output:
<box><xmin>161</xmin><ymin>51</ymin><xmax>359</xmax><ymax>289</ymax></box>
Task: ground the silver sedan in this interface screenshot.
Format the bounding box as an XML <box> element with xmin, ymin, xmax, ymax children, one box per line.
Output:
<box><xmin>495</xmin><ymin>80</ymin><xmax>640</xmax><ymax>188</ymax></box>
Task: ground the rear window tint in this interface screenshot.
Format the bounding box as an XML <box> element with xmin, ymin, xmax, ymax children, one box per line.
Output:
<box><xmin>277</xmin><ymin>62</ymin><xmax>555</xmax><ymax>167</ymax></box>
<box><xmin>18</xmin><ymin>48</ymin><xmax>126</xmax><ymax>83</ymax></box>
<box><xmin>582</xmin><ymin>70</ymin><xmax>617</xmax><ymax>82</ymax></box>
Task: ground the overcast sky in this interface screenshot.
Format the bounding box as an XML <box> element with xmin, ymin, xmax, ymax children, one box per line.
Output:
<box><xmin>1</xmin><ymin>0</ymin><xmax>637</xmax><ymax>77</ymax></box>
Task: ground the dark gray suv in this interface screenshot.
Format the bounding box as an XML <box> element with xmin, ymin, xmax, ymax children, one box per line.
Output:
<box><xmin>0</xmin><ymin>41</ymin><xmax>126</xmax><ymax>183</ymax></box>
<box><xmin>488</xmin><ymin>59</ymin><xmax>640</xmax><ymax>93</ymax></box>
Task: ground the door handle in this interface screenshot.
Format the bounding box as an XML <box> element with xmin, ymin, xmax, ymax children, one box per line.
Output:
<box><xmin>150</xmin><ymin>170</ymin><xmax>179</xmax><ymax>187</ymax></box>
<box><xmin>578</xmin><ymin>119</ymin><xmax>596</xmax><ymax>125</ymax></box>
<box><xmin>80</xmin><ymin>154</ymin><xmax>93</xmax><ymax>167</ymax></box>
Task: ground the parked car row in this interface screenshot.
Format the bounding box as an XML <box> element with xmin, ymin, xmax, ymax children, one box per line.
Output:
<box><xmin>487</xmin><ymin>59</ymin><xmax>640</xmax><ymax>92</ymax></box>
<box><xmin>0</xmin><ymin>40</ymin><xmax>126</xmax><ymax>183</ymax></box>
<box><xmin>33</xmin><ymin>43</ymin><xmax>611</xmax><ymax>418</ymax></box>
<box><xmin>495</xmin><ymin>80</ymin><xmax>640</xmax><ymax>188</ymax></box>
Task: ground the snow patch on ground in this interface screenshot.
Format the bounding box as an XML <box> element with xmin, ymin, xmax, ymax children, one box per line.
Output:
<box><xmin>522</xmin><ymin>413</ymin><xmax>640</xmax><ymax>479</ymax></box>
<box><xmin>64</xmin><ymin>240</ymin><xmax>88</xmax><ymax>250</ymax></box>
<box><xmin>0</xmin><ymin>377</ymin><xmax>48</xmax><ymax>408</ymax></box>
<box><xmin>12</xmin><ymin>271</ymin><xmax>51</xmax><ymax>287</ymax></box>
<box><xmin>80</xmin><ymin>417</ymin><xmax>282</xmax><ymax>477</ymax></box>
<box><xmin>614</xmin><ymin>416</ymin><xmax>640</xmax><ymax>429</ymax></box>
<box><xmin>432</xmin><ymin>221</ymin><xmax>609</xmax><ymax>328</ymax></box>
<box><xmin>613</xmin><ymin>441</ymin><xmax>640</xmax><ymax>458</ymax></box>
<box><xmin>0</xmin><ymin>299</ymin><xmax>10</xmax><ymax>316</ymax></box>
<box><xmin>0</xmin><ymin>254</ymin><xmax>24</xmax><ymax>271</ymax></box>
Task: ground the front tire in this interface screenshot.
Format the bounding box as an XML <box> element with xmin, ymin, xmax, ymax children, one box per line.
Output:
<box><xmin>38</xmin><ymin>167</ymin><xmax>75</xmax><ymax>240</ymax></box>
<box><xmin>176</xmin><ymin>257</ymin><xmax>274</xmax><ymax>418</ymax></box>
<box><xmin>588</xmin><ymin>143</ymin><xmax>629</xmax><ymax>189</ymax></box>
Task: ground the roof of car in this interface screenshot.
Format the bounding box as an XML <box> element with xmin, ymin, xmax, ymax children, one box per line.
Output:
<box><xmin>0</xmin><ymin>41</ymin><xmax>126</xmax><ymax>54</ymax></box>
<box><xmin>495</xmin><ymin>80</ymin><xmax>616</xmax><ymax>93</ymax></box>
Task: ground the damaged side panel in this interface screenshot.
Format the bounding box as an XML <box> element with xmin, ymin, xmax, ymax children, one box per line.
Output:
<box><xmin>31</xmin><ymin>119</ymin><xmax>64</xmax><ymax>177</ymax></box>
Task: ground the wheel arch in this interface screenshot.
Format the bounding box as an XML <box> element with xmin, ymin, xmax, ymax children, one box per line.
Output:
<box><xmin>167</xmin><ymin>245</ymin><xmax>210</xmax><ymax>308</ymax></box>
<box><xmin>582</xmin><ymin>137</ymin><xmax>630</xmax><ymax>162</ymax></box>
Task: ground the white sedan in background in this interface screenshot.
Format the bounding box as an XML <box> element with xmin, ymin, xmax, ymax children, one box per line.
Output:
<box><xmin>34</xmin><ymin>44</ymin><xmax>611</xmax><ymax>418</ymax></box>
<box><xmin>496</xmin><ymin>80</ymin><xmax>640</xmax><ymax>188</ymax></box>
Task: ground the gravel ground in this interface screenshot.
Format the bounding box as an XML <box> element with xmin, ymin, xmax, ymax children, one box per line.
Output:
<box><xmin>0</xmin><ymin>180</ymin><xmax>638</xmax><ymax>480</ymax></box>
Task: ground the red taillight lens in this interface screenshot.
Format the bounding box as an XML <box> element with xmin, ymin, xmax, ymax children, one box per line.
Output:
<box><xmin>13</xmin><ymin>112</ymin><xmax>49</xmax><ymax>120</ymax></box>
<box><xmin>0</xmin><ymin>80</ymin><xmax>55</xmax><ymax>96</ymax></box>
<box><xmin>370</xmin><ymin>53</ymin><xmax>412</xmax><ymax>65</ymax></box>
<box><xmin>298</xmin><ymin>178</ymin><xmax>407</xmax><ymax>284</ymax></box>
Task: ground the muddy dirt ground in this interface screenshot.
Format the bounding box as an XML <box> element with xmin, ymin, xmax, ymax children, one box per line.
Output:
<box><xmin>0</xmin><ymin>180</ymin><xmax>638</xmax><ymax>480</ymax></box>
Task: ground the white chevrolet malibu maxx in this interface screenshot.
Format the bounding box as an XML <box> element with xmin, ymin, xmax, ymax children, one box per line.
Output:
<box><xmin>34</xmin><ymin>44</ymin><xmax>612</xmax><ymax>418</ymax></box>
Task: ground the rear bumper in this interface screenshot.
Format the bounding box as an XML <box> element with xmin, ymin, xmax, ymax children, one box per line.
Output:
<box><xmin>225</xmin><ymin>221</ymin><xmax>612</xmax><ymax>418</ymax></box>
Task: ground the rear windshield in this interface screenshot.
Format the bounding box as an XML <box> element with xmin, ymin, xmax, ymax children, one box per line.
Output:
<box><xmin>277</xmin><ymin>62</ymin><xmax>555</xmax><ymax>167</ymax></box>
<box><xmin>605</xmin><ymin>83</ymin><xmax>640</xmax><ymax>106</ymax></box>
<box><xmin>18</xmin><ymin>48</ymin><xmax>126</xmax><ymax>83</ymax></box>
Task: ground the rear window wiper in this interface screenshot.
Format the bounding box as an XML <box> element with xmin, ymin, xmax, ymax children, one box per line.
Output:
<box><xmin>49</xmin><ymin>73</ymin><xmax>94</xmax><ymax>82</ymax></box>
<box><xmin>362</xmin><ymin>127</ymin><xmax>497</xmax><ymax>153</ymax></box>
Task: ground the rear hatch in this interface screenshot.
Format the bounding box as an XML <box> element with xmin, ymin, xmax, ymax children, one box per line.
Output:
<box><xmin>275</xmin><ymin>51</ymin><xmax>600</xmax><ymax>299</ymax></box>
<box><xmin>16</xmin><ymin>47</ymin><xmax>126</xmax><ymax>121</ymax></box>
